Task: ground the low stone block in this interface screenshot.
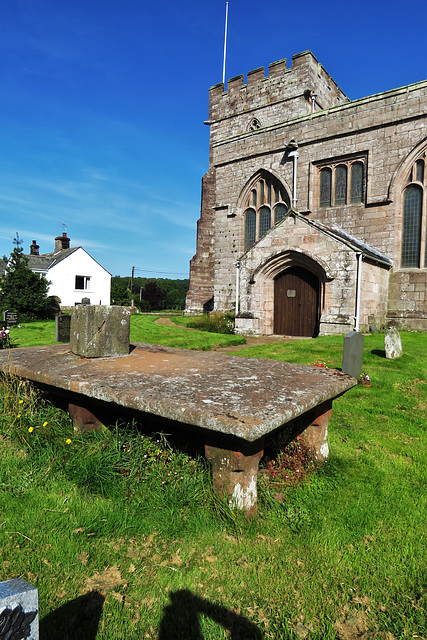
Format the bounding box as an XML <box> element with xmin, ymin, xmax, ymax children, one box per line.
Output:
<box><xmin>0</xmin><ymin>577</ymin><xmax>38</xmax><ymax>640</ymax></box>
<box><xmin>70</xmin><ymin>305</ymin><xmax>130</xmax><ymax>358</ymax></box>
<box><xmin>385</xmin><ymin>326</ymin><xmax>403</xmax><ymax>358</ymax></box>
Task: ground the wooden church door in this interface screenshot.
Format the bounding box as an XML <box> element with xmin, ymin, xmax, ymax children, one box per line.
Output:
<box><xmin>274</xmin><ymin>266</ymin><xmax>320</xmax><ymax>337</ymax></box>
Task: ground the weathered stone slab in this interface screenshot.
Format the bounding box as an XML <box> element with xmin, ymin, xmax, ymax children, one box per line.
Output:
<box><xmin>385</xmin><ymin>326</ymin><xmax>403</xmax><ymax>358</ymax></box>
<box><xmin>0</xmin><ymin>343</ymin><xmax>356</xmax><ymax>514</ymax></box>
<box><xmin>342</xmin><ymin>330</ymin><xmax>363</xmax><ymax>379</ymax></box>
<box><xmin>0</xmin><ymin>577</ymin><xmax>38</xmax><ymax>640</ymax></box>
<box><xmin>70</xmin><ymin>305</ymin><xmax>130</xmax><ymax>357</ymax></box>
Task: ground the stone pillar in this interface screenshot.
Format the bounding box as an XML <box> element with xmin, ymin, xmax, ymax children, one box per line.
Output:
<box><xmin>0</xmin><ymin>578</ymin><xmax>38</xmax><ymax>640</ymax></box>
<box><xmin>70</xmin><ymin>305</ymin><xmax>130</xmax><ymax>358</ymax></box>
<box><xmin>299</xmin><ymin>400</ymin><xmax>332</xmax><ymax>461</ymax></box>
<box><xmin>204</xmin><ymin>438</ymin><xmax>264</xmax><ymax>517</ymax></box>
<box><xmin>68</xmin><ymin>402</ymin><xmax>102</xmax><ymax>432</ymax></box>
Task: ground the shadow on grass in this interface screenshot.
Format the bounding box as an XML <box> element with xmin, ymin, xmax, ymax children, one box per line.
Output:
<box><xmin>371</xmin><ymin>349</ymin><xmax>386</xmax><ymax>358</ymax></box>
<box><xmin>39</xmin><ymin>591</ymin><xmax>105</xmax><ymax>640</ymax></box>
<box><xmin>158</xmin><ymin>589</ymin><xmax>264</xmax><ymax>639</ymax></box>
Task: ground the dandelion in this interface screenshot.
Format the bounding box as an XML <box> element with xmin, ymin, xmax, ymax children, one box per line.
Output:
<box><xmin>28</xmin><ymin>427</ymin><xmax>34</xmax><ymax>433</ymax></box>
<box><xmin>43</xmin><ymin>421</ymin><xmax>48</xmax><ymax>427</ymax></box>
<box><xmin>17</xmin><ymin>413</ymin><xmax>21</xmax><ymax>418</ymax></box>
<box><xmin>66</xmin><ymin>438</ymin><xmax>72</xmax><ymax>445</ymax></box>
<box><xmin>19</xmin><ymin>399</ymin><xmax>23</xmax><ymax>404</ymax></box>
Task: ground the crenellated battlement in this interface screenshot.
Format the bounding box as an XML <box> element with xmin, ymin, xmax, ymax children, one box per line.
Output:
<box><xmin>208</xmin><ymin>51</ymin><xmax>348</xmax><ymax>126</ymax></box>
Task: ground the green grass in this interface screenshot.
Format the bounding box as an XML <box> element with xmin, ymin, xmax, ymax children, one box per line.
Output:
<box><xmin>0</xmin><ymin>331</ymin><xmax>426</xmax><ymax>639</ymax></box>
<box><xmin>6</xmin><ymin>315</ymin><xmax>246</xmax><ymax>350</ymax></box>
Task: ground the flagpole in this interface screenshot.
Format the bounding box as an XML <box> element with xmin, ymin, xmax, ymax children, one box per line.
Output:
<box><xmin>222</xmin><ymin>2</ymin><xmax>229</xmax><ymax>86</ymax></box>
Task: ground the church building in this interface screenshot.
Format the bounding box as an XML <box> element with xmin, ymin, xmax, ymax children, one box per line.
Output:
<box><xmin>185</xmin><ymin>51</ymin><xmax>427</xmax><ymax>336</ymax></box>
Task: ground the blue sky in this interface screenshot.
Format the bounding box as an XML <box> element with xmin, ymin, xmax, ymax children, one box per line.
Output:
<box><xmin>1</xmin><ymin>0</ymin><xmax>426</xmax><ymax>278</ymax></box>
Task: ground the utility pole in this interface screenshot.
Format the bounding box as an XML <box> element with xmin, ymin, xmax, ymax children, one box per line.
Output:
<box><xmin>131</xmin><ymin>266</ymin><xmax>134</xmax><ymax>294</ymax></box>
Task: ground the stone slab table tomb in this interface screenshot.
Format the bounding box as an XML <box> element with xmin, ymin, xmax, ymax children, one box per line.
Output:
<box><xmin>0</xmin><ymin>343</ymin><xmax>356</xmax><ymax>516</ymax></box>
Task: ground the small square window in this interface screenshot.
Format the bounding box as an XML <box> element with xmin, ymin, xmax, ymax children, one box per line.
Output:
<box><xmin>75</xmin><ymin>275</ymin><xmax>91</xmax><ymax>290</ymax></box>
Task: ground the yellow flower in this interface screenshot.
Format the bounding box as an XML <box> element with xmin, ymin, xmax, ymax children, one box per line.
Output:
<box><xmin>43</xmin><ymin>421</ymin><xmax>48</xmax><ymax>427</ymax></box>
<box><xmin>19</xmin><ymin>399</ymin><xmax>23</xmax><ymax>404</ymax></box>
<box><xmin>66</xmin><ymin>438</ymin><xmax>72</xmax><ymax>445</ymax></box>
<box><xmin>28</xmin><ymin>427</ymin><xmax>34</xmax><ymax>433</ymax></box>
<box><xmin>17</xmin><ymin>413</ymin><xmax>21</xmax><ymax>418</ymax></box>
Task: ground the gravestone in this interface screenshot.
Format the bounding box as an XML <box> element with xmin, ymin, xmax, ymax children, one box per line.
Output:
<box><xmin>385</xmin><ymin>326</ymin><xmax>403</xmax><ymax>359</ymax></box>
<box><xmin>3</xmin><ymin>311</ymin><xmax>19</xmax><ymax>327</ymax></box>
<box><xmin>342</xmin><ymin>330</ymin><xmax>364</xmax><ymax>379</ymax></box>
<box><xmin>70</xmin><ymin>305</ymin><xmax>130</xmax><ymax>358</ymax></box>
<box><xmin>0</xmin><ymin>577</ymin><xmax>38</xmax><ymax>640</ymax></box>
<box><xmin>55</xmin><ymin>315</ymin><xmax>71</xmax><ymax>343</ymax></box>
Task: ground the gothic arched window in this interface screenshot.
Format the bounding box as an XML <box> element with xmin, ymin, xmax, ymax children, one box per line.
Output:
<box><xmin>243</xmin><ymin>174</ymin><xmax>290</xmax><ymax>251</ymax></box>
<box><xmin>400</xmin><ymin>154</ymin><xmax>426</xmax><ymax>268</ymax></box>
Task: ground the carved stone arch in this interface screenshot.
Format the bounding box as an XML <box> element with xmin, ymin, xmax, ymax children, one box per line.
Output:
<box><xmin>254</xmin><ymin>249</ymin><xmax>334</xmax><ymax>282</ymax></box>
<box><xmin>387</xmin><ymin>135</ymin><xmax>427</xmax><ymax>201</ymax></box>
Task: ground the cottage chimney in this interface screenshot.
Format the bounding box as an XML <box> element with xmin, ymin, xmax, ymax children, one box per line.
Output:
<box><xmin>55</xmin><ymin>232</ymin><xmax>70</xmax><ymax>252</ymax></box>
<box><xmin>30</xmin><ymin>240</ymin><xmax>40</xmax><ymax>256</ymax></box>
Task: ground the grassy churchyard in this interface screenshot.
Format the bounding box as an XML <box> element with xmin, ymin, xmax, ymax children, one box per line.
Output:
<box><xmin>0</xmin><ymin>316</ymin><xmax>426</xmax><ymax>639</ymax></box>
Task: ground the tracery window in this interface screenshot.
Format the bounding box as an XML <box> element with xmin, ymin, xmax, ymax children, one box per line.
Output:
<box><xmin>401</xmin><ymin>156</ymin><xmax>426</xmax><ymax>268</ymax></box>
<box><xmin>318</xmin><ymin>158</ymin><xmax>365</xmax><ymax>207</ymax></box>
<box><xmin>243</xmin><ymin>174</ymin><xmax>289</xmax><ymax>251</ymax></box>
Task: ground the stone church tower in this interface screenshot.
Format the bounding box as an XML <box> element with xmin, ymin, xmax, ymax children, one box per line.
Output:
<box><xmin>186</xmin><ymin>51</ymin><xmax>427</xmax><ymax>335</ymax></box>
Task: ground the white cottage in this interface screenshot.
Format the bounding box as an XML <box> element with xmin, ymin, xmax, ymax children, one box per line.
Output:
<box><xmin>26</xmin><ymin>234</ymin><xmax>111</xmax><ymax>307</ymax></box>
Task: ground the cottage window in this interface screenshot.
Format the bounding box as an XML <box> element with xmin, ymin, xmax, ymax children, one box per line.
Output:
<box><xmin>243</xmin><ymin>174</ymin><xmax>290</xmax><ymax>250</ymax></box>
<box><xmin>318</xmin><ymin>158</ymin><xmax>365</xmax><ymax>207</ymax></box>
<box><xmin>75</xmin><ymin>275</ymin><xmax>91</xmax><ymax>290</ymax></box>
<box><xmin>401</xmin><ymin>156</ymin><xmax>426</xmax><ymax>268</ymax></box>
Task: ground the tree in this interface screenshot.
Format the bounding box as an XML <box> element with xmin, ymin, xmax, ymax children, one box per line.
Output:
<box><xmin>110</xmin><ymin>279</ymin><xmax>131</xmax><ymax>305</ymax></box>
<box><xmin>142</xmin><ymin>281</ymin><xmax>167</xmax><ymax>311</ymax></box>
<box><xmin>0</xmin><ymin>234</ymin><xmax>51</xmax><ymax>320</ymax></box>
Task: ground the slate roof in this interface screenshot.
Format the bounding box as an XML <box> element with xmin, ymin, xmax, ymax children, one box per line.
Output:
<box><xmin>26</xmin><ymin>247</ymin><xmax>79</xmax><ymax>272</ymax></box>
<box><xmin>293</xmin><ymin>212</ymin><xmax>393</xmax><ymax>267</ymax></box>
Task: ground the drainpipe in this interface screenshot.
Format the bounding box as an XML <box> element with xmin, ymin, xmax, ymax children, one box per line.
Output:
<box><xmin>311</xmin><ymin>92</ymin><xmax>317</xmax><ymax>113</ymax></box>
<box><xmin>355</xmin><ymin>253</ymin><xmax>363</xmax><ymax>332</ymax></box>
<box><xmin>235</xmin><ymin>261</ymin><xmax>240</xmax><ymax>315</ymax></box>
<box><xmin>286</xmin><ymin>140</ymin><xmax>299</xmax><ymax>209</ymax></box>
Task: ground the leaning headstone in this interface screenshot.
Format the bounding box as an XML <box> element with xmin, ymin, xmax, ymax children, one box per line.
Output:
<box><xmin>342</xmin><ymin>330</ymin><xmax>364</xmax><ymax>379</ymax></box>
<box><xmin>0</xmin><ymin>577</ymin><xmax>38</xmax><ymax>640</ymax></box>
<box><xmin>369</xmin><ymin>324</ymin><xmax>379</xmax><ymax>333</ymax></box>
<box><xmin>3</xmin><ymin>310</ymin><xmax>19</xmax><ymax>327</ymax></box>
<box><xmin>70</xmin><ymin>305</ymin><xmax>130</xmax><ymax>358</ymax></box>
<box><xmin>55</xmin><ymin>314</ymin><xmax>71</xmax><ymax>343</ymax></box>
<box><xmin>385</xmin><ymin>326</ymin><xmax>403</xmax><ymax>359</ymax></box>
